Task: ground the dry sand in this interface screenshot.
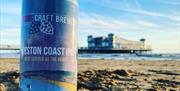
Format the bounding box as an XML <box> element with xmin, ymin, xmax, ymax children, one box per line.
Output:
<box><xmin>0</xmin><ymin>58</ymin><xmax>180</xmax><ymax>91</ymax></box>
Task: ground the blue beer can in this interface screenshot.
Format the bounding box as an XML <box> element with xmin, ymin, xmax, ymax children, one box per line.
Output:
<box><xmin>20</xmin><ymin>0</ymin><xmax>77</xmax><ymax>91</ymax></box>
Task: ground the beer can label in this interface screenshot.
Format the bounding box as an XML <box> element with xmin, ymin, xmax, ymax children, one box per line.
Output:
<box><xmin>20</xmin><ymin>0</ymin><xmax>77</xmax><ymax>91</ymax></box>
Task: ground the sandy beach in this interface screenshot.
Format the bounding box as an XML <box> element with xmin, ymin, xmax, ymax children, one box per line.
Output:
<box><xmin>0</xmin><ymin>58</ymin><xmax>180</xmax><ymax>91</ymax></box>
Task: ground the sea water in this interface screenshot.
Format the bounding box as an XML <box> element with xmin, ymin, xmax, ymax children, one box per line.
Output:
<box><xmin>0</xmin><ymin>51</ymin><xmax>180</xmax><ymax>61</ymax></box>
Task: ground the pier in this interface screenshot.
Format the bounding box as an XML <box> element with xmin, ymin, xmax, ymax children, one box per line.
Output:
<box><xmin>78</xmin><ymin>47</ymin><xmax>152</xmax><ymax>54</ymax></box>
<box><xmin>0</xmin><ymin>45</ymin><xmax>151</xmax><ymax>54</ymax></box>
<box><xmin>1</xmin><ymin>33</ymin><xmax>152</xmax><ymax>54</ymax></box>
<box><xmin>80</xmin><ymin>33</ymin><xmax>152</xmax><ymax>54</ymax></box>
<box><xmin>0</xmin><ymin>45</ymin><xmax>19</xmax><ymax>50</ymax></box>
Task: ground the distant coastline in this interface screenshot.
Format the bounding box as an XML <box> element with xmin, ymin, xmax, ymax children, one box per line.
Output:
<box><xmin>0</xmin><ymin>52</ymin><xmax>180</xmax><ymax>61</ymax></box>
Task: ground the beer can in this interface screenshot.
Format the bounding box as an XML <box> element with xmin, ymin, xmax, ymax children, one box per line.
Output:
<box><xmin>20</xmin><ymin>0</ymin><xmax>77</xmax><ymax>91</ymax></box>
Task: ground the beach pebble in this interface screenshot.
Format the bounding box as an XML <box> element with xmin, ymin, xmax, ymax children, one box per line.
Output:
<box><xmin>0</xmin><ymin>83</ymin><xmax>7</xmax><ymax>91</ymax></box>
<box><xmin>146</xmin><ymin>88</ymin><xmax>160</xmax><ymax>91</ymax></box>
<box><xmin>113</xmin><ymin>69</ymin><xmax>131</xmax><ymax>77</ymax></box>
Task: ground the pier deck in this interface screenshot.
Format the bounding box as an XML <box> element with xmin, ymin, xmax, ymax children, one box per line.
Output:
<box><xmin>78</xmin><ymin>47</ymin><xmax>152</xmax><ymax>54</ymax></box>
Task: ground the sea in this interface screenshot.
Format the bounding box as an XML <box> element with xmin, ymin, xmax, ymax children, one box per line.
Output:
<box><xmin>0</xmin><ymin>50</ymin><xmax>180</xmax><ymax>61</ymax></box>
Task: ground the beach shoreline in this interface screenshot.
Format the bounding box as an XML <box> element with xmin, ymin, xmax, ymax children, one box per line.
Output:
<box><xmin>0</xmin><ymin>58</ymin><xmax>180</xmax><ymax>90</ymax></box>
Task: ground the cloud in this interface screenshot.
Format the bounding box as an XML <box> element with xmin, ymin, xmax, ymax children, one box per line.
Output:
<box><xmin>81</xmin><ymin>0</ymin><xmax>180</xmax><ymax>23</ymax></box>
<box><xmin>78</xmin><ymin>11</ymin><xmax>180</xmax><ymax>53</ymax></box>
<box><xmin>78</xmin><ymin>12</ymin><xmax>162</xmax><ymax>32</ymax></box>
<box><xmin>134</xmin><ymin>0</ymin><xmax>143</xmax><ymax>9</ymax></box>
<box><xmin>79</xmin><ymin>12</ymin><xmax>127</xmax><ymax>31</ymax></box>
<box><xmin>78</xmin><ymin>11</ymin><xmax>180</xmax><ymax>38</ymax></box>
<box><xmin>118</xmin><ymin>6</ymin><xmax>180</xmax><ymax>23</ymax></box>
<box><xmin>157</xmin><ymin>0</ymin><xmax>180</xmax><ymax>5</ymax></box>
<box><xmin>135</xmin><ymin>20</ymin><xmax>160</xmax><ymax>28</ymax></box>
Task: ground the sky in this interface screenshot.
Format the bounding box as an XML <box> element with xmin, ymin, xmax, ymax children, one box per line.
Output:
<box><xmin>0</xmin><ymin>0</ymin><xmax>180</xmax><ymax>53</ymax></box>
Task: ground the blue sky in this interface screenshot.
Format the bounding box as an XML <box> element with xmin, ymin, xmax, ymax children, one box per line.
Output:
<box><xmin>0</xmin><ymin>0</ymin><xmax>180</xmax><ymax>53</ymax></box>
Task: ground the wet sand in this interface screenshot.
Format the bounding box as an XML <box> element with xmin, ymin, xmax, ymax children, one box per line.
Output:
<box><xmin>0</xmin><ymin>58</ymin><xmax>180</xmax><ymax>91</ymax></box>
